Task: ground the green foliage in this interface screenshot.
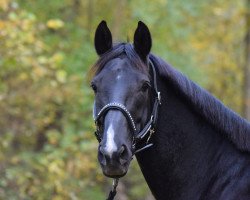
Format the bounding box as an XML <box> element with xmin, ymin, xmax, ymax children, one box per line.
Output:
<box><xmin>0</xmin><ymin>0</ymin><xmax>248</xmax><ymax>199</ymax></box>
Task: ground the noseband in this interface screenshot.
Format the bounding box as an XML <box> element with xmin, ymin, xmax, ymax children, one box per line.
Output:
<box><xmin>93</xmin><ymin>59</ymin><xmax>161</xmax><ymax>154</ymax></box>
<box><xmin>93</xmin><ymin>59</ymin><xmax>161</xmax><ymax>200</ymax></box>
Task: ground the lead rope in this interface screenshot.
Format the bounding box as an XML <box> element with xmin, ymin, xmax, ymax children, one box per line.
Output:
<box><xmin>106</xmin><ymin>178</ymin><xmax>119</xmax><ymax>200</ymax></box>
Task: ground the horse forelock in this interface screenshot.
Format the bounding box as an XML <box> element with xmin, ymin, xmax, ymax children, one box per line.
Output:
<box><xmin>90</xmin><ymin>43</ymin><xmax>148</xmax><ymax>78</ymax></box>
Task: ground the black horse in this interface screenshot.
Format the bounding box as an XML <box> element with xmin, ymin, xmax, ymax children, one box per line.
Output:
<box><xmin>91</xmin><ymin>21</ymin><xmax>250</xmax><ymax>200</ymax></box>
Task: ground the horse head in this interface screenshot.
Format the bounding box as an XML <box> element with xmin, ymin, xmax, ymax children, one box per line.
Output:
<box><xmin>91</xmin><ymin>21</ymin><xmax>157</xmax><ymax>178</ymax></box>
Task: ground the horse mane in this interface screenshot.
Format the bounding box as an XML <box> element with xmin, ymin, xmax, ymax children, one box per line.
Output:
<box><xmin>149</xmin><ymin>54</ymin><xmax>250</xmax><ymax>152</ymax></box>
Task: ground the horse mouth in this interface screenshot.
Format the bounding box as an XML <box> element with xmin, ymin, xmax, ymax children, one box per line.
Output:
<box><xmin>102</xmin><ymin>165</ymin><xmax>128</xmax><ymax>178</ymax></box>
<box><xmin>103</xmin><ymin>171</ymin><xmax>127</xmax><ymax>178</ymax></box>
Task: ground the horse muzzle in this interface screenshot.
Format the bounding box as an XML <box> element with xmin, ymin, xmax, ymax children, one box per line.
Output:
<box><xmin>98</xmin><ymin>144</ymin><xmax>132</xmax><ymax>178</ymax></box>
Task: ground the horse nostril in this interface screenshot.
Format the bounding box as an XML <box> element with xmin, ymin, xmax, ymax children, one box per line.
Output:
<box><xmin>119</xmin><ymin>145</ymin><xmax>128</xmax><ymax>165</ymax></box>
<box><xmin>99</xmin><ymin>146</ymin><xmax>107</xmax><ymax>166</ymax></box>
<box><xmin>99</xmin><ymin>145</ymin><xmax>105</xmax><ymax>154</ymax></box>
<box><xmin>99</xmin><ymin>145</ymin><xmax>129</xmax><ymax>166</ymax></box>
<box><xmin>119</xmin><ymin>145</ymin><xmax>125</xmax><ymax>156</ymax></box>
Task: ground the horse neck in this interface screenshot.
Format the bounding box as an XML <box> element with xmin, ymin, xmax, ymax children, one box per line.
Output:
<box><xmin>136</xmin><ymin>76</ymin><xmax>246</xmax><ymax>200</ymax></box>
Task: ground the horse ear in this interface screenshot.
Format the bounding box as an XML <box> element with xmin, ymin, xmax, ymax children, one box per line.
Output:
<box><xmin>94</xmin><ymin>20</ymin><xmax>112</xmax><ymax>56</ymax></box>
<box><xmin>133</xmin><ymin>21</ymin><xmax>152</xmax><ymax>61</ymax></box>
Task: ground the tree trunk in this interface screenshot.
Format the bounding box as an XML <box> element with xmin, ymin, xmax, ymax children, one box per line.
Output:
<box><xmin>244</xmin><ymin>0</ymin><xmax>250</xmax><ymax>120</ymax></box>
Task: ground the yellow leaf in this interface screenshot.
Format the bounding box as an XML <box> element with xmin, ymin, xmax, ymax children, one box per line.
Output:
<box><xmin>46</xmin><ymin>19</ymin><xmax>64</xmax><ymax>30</ymax></box>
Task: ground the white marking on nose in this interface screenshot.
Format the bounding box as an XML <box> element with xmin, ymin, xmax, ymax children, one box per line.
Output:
<box><xmin>105</xmin><ymin>124</ymin><xmax>117</xmax><ymax>157</ymax></box>
<box><xmin>116</xmin><ymin>75</ymin><xmax>121</xmax><ymax>80</ymax></box>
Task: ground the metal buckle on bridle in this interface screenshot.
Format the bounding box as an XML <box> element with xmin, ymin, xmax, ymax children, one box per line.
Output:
<box><xmin>146</xmin><ymin>128</ymin><xmax>155</xmax><ymax>144</ymax></box>
<box><xmin>157</xmin><ymin>92</ymin><xmax>161</xmax><ymax>105</ymax></box>
<box><xmin>133</xmin><ymin>127</ymin><xmax>155</xmax><ymax>154</ymax></box>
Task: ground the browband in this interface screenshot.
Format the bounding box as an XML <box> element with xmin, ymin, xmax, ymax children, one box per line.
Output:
<box><xmin>94</xmin><ymin>102</ymin><xmax>137</xmax><ymax>131</ymax></box>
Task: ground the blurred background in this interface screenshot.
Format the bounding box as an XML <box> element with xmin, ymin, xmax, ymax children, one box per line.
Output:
<box><xmin>0</xmin><ymin>0</ymin><xmax>250</xmax><ymax>199</ymax></box>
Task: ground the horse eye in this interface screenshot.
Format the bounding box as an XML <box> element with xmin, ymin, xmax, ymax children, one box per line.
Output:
<box><xmin>141</xmin><ymin>82</ymin><xmax>150</xmax><ymax>92</ymax></box>
<box><xmin>91</xmin><ymin>83</ymin><xmax>97</xmax><ymax>93</ymax></box>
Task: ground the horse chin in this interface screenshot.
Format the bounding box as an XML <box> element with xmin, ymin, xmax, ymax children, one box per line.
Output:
<box><xmin>102</xmin><ymin>166</ymin><xmax>128</xmax><ymax>178</ymax></box>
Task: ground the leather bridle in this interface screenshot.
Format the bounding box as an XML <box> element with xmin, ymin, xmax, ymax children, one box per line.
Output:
<box><xmin>92</xmin><ymin>59</ymin><xmax>161</xmax><ymax>200</ymax></box>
